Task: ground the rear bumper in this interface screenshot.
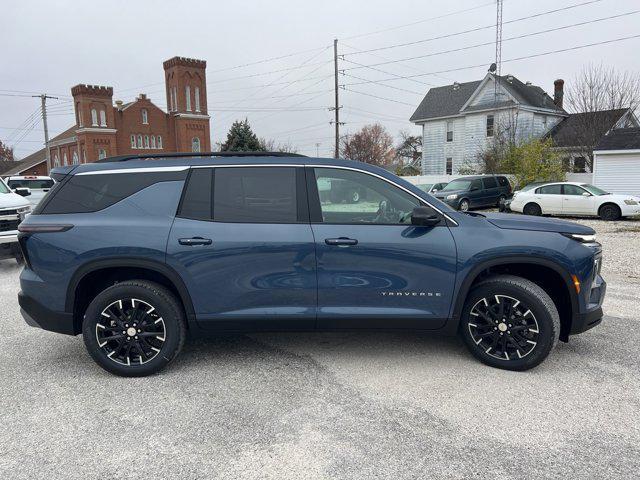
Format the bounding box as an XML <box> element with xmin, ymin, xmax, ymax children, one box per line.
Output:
<box><xmin>18</xmin><ymin>291</ymin><xmax>77</xmax><ymax>335</ymax></box>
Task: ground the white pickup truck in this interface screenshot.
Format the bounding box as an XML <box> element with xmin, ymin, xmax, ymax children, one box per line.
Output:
<box><xmin>6</xmin><ymin>175</ymin><xmax>55</xmax><ymax>207</ymax></box>
<box><xmin>0</xmin><ymin>177</ymin><xmax>32</xmax><ymax>261</ymax></box>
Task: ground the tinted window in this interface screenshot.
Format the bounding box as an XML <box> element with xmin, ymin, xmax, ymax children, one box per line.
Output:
<box><xmin>40</xmin><ymin>170</ymin><xmax>185</xmax><ymax>214</ymax></box>
<box><xmin>482</xmin><ymin>177</ymin><xmax>498</xmax><ymax>189</ymax></box>
<box><xmin>314</xmin><ymin>168</ymin><xmax>420</xmax><ymax>224</ymax></box>
<box><xmin>8</xmin><ymin>179</ymin><xmax>54</xmax><ymax>189</ymax></box>
<box><xmin>563</xmin><ymin>184</ymin><xmax>587</xmax><ymax>196</ymax></box>
<box><xmin>213</xmin><ymin>167</ymin><xmax>298</xmax><ymax>223</ymax></box>
<box><xmin>537</xmin><ymin>184</ymin><xmax>562</xmax><ymax>195</ymax></box>
<box><xmin>470</xmin><ymin>179</ymin><xmax>483</xmax><ymax>191</ymax></box>
<box><xmin>442</xmin><ymin>179</ymin><xmax>471</xmax><ymax>191</ymax></box>
<box><xmin>497</xmin><ymin>176</ymin><xmax>509</xmax><ymax>187</ymax></box>
<box><xmin>179</xmin><ymin>168</ymin><xmax>212</xmax><ymax>220</ymax></box>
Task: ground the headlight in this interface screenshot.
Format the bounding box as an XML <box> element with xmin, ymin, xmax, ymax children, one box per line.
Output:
<box><xmin>624</xmin><ymin>199</ymin><xmax>638</xmax><ymax>205</ymax></box>
<box><xmin>17</xmin><ymin>205</ymin><xmax>31</xmax><ymax>214</ymax></box>
<box><xmin>562</xmin><ymin>233</ymin><xmax>597</xmax><ymax>243</ymax></box>
<box><xmin>446</xmin><ymin>194</ymin><xmax>458</xmax><ymax>200</ymax></box>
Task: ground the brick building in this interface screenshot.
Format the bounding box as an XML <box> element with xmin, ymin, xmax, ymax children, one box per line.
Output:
<box><xmin>9</xmin><ymin>56</ymin><xmax>210</xmax><ymax>175</ymax></box>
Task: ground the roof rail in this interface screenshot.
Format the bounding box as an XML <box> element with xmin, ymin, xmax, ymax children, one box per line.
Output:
<box><xmin>95</xmin><ymin>151</ymin><xmax>307</xmax><ymax>163</ymax></box>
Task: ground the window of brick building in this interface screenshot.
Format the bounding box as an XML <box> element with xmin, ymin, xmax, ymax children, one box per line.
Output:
<box><xmin>97</xmin><ymin>149</ymin><xmax>106</xmax><ymax>160</ymax></box>
<box><xmin>54</xmin><ymin>155</ymin><xmax>60</xmax><ymax>167</ymax></box>
<box><xmin>99</xmin><ymin>110</ymin><xmax>106</xmax><ymax>127</ymax></box>
<box><xmin>63</xmin><ymin>153</ymin><xmax>68</xmax><ymax>166</ymax></box>
<box><xmin>72</xmin><ymin>152</ymin><xmax>79</xmax><ymax>165</ymax></box>
<box><xmin>141</xmin><ymin>109</ymin><xmax>148</xmax><ymax>124</ymax></box>
<box><xmin>195</xmin><ymin>87</ymin><xmax>200</xmax><ymax>112</ymax></box>
<box><xmin>172</xmin><ymin>87</ymin><xmax>177</xmax><ymax>111</ymax></box>
<box><xmin>151</xmin><ymin>136</ymin><xmax>156</xmax><ymax>149</ymax></box>
<box><xmin>137</xmin><ymin>135</ymin><xmax>143</xmax><ymax>149</ymax></box>
<box><xmin>185</xmin><ymin>86</ymin><xmax>191</xmax><ymax>111</ymax></box>
<box><xmin>192</xmin><ymin>137</ymin><xmax>200</xmax><ymax>152</ymax></box>
<box><xmin>91</xmin><ymin>109</ymin><xmax>98</xmax><ymax>126</ymax></box>
<box><xmin>144</xmin><ymin>135</ymin><xmax>150</xmax><ymax>149</ymax></box>
<box><xmin>130</xmin><ymin>135</ymin><xmax>136</xmax><ymax>148</ymax></box>
<box><xmin>157</xmin><ymin>136</ymin><xmax>163</xmax><ymax>149</ymax></box>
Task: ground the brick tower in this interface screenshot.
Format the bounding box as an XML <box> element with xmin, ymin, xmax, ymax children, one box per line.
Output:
<box><xmin>71</xmin><ymin>84</ymin><xmax>117</xmax><ymax>162</ymax></box>
<box><xmin>163</xmin><ymin>57</ymin><xmax>211</xmax><ymax>152</ymax></box>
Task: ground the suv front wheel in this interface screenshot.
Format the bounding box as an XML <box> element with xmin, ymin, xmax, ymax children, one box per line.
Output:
<box><xmin>459</xmin><ymin>275</ymin><xmax>560</xmax><ymax>371</ymax></box>
<box><xmin>82</xmin><ymin>280</ymin><xmax>186</xmax><ymax>377</ymax></box>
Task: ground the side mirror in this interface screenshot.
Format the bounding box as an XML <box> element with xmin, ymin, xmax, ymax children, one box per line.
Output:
<box><xmin>432</xmin><ymin>189</ymin><xmax>439</xmax><ymax>193</ymax></box>
<box><xmin>14</xmin><ymin>187</ymin><xmax>31</xmax><ymax>197</ymax></box>
<box><xmin>411</xmin><ymin>206</ymin><xmax>440</xmax><ymax>227</ymax></box>
<box><xmin>582</xmin><ymin>192</ymin><xmax>591</xmax><ymax>197</ymax></box>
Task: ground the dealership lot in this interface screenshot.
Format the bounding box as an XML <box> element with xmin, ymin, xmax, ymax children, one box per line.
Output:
<box><xmin>0</xmin><ymin>218</ymin><xmax>639</xmax><ymax>479</ymax></box>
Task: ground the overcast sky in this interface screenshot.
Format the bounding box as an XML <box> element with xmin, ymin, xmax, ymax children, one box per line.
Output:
<box><xmin>2</xmin><ymin>0</ymin><xmax>639</xmax><ymax>159</ymax></box>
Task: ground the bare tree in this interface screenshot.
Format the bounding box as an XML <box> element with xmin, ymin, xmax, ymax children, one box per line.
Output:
<box><xmin>0</xmin><ymin>140</ymin><xmax>14</xmax><ymax>162</ymax></box>
<box><xmin>258</xmin><ymin>138</ymin><xmax>298</xmax><ymax>154</ymax></box>
<box><xmin>564</xmin><ymin>64</ymin><xmax>640</xmax><ymax>168</ymax></box>
<box><xmin>340</xmin><ymin>123</ymin><xmax>395</xmax><ymax>167</ymax></box>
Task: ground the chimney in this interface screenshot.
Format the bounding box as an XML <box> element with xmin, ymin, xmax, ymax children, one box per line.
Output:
<box><xmin>553</xmin><ymin>79</ymin><xmax>564</xmax><ymax>109</ymax></box>
<box><xmin>115</xmin><ymin>100</ymin><xmax>123</xmax><ymax>110</ymax></box>
<box><xmin>452</xmin><ymin>81</ymin><xmax>460</xmax><ymax>91</ymax></box>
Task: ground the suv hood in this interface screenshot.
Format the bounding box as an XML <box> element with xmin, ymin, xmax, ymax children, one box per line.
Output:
<box><xmin>482</xmin><ymin>212</ymin><xmax>595</xmax><ymax>235</ymax></box>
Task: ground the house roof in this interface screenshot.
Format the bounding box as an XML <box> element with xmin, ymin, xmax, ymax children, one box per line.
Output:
<box><xmin>48</xmin><ymin>125</ymin><xmax>78</xmax><ymax>143</ymax></box>
<box><xmin>410</xmin><ymin>74</ymin><xmax>563</xmax><ymax>122</ymax></box>
<box><xmin>0</xmin><ymin>147</ymin><xmax>46</xmax><ymax>176</ymax></box>
<box><xmin>595</xmin><ymin>127</ymin><xmax>640</xmax><ymax>151</ymax></box>
<box><xmin>546</xmin><ymin>108</ymin><xmax>628</xmax><ymax>148</ymax></box>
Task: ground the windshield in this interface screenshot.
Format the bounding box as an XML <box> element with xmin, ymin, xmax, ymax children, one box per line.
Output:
<box><xmin>521</xmin><ymin>182</ymin><xmax>544</xmax><ymax>191</ymax></box>
<box><xmin>442</xmin><ymin>180</ymin><xmax>471</xmax><ymax>191</ymax></box>
<box><xmin>0</xmin><ymin>179</ymin><xmax>10</xmax><ymax>194</ymax></box>
<box><xmin>581</xmin><ymin>184</ymin><xmax>609</xmax><ymax>196</ymax></box>
<box><xmin>416</xmin><ymin>183</ymin><xmax>433</xmax><ymax>192</ymax></box>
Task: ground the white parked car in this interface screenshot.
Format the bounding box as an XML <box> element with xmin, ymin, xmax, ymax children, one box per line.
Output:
<box><xmin>509</xmin><ymin>182</ymin><xmax>640</xmax><ymax>221</ymax></box>
<box><xmin>0</xmin><ymin>177</ymin><xmax>32</xmax><ymax>261</ymax></box>
<box><xmin>5</xmin><ymin>176</ymin><xmax>55</xmax><ymax>207</ymax></box>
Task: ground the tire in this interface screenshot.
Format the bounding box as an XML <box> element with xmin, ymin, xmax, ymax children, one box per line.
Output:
<box><xmin>459</xmin><ymin>275</ymin><xmax>560</xmax><ymax>371</ymax></box>
<box><xmin>82</xmin><ymin>280</ymin><xmax>186</xmax><ymax>377</ymax></box>
<box><xmin>523</xmin><ymin>202</ymin><xmax>542</xmax><ymax>216</ymax></box>
<box><xmin>349</xmin><ymin>190</ymin><xmax>360</xmax><ymax>203</ymax></box>
<box><xmin>599</xmin><ymin>203</ymin><xmax>621</xmax><ymax>221</ymax></box>
<box><xmin>458</xmin><ymin>199</ymin><xmax>470</xmax><ymax>211</ymax></box>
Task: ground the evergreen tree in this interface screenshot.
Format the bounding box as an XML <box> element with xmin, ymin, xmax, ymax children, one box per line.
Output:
<box><xmin>220</xmin><ymin>119</ymin><xmax>264</xmax><ymax>152</ymax></box>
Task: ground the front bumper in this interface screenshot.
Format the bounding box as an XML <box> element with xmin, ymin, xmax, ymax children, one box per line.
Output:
<box><xmin>0</xmin><ymin>230</ymin><xmax>18</xmax><ymax>245</ymax></box>
<box><xmin>18</xmin><ymin>291</ymin><xmax>77</xmax><ymax>335</ymax></box>
<box><xmin>0</xmin><ymin>230</ymin><xmax>20</xmax><ymax>259</ymax></box>
<box><xmin>570</xmin><ymin>274</ymin><xmax>606</xmax><ymax>335</ymax></box>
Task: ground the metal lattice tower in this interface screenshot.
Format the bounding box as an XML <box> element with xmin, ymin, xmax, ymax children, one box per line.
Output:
<box><xmin>494</xmin><ymin>0</ymin><xmax>503</xmax><ymax>103</ymax></box>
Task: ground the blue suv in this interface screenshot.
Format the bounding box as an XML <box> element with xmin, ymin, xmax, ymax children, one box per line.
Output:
<box><xmin>18</xmin><ymin>153</ymin><xmax>605</xmax><ymax>376</ymax></box>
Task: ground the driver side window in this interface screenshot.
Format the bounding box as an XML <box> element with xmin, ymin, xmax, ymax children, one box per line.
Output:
<box><xmin>313</xmin><ymin>168</ymin><xmax>421</xmax><ymax>224</ymax></box>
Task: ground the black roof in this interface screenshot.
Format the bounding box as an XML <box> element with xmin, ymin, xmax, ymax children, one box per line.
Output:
<box><xmin>96</xmin><ymin>151</ymin><xmax>306</xmax><ymax>163</ymax></box>
<box><xmin>410</xmin><ymin>74</ymin><xmax>563</xmax><ymax>122</ymax></box>
<box><xmin>596</xmin><ymin>128</ymin><xmax>640</xmax><ymax>150</ymax></box>
<box><xmin>546</xmin><ymin>109</ymin><xmax>628</xmax><ymax>148</ymax></box>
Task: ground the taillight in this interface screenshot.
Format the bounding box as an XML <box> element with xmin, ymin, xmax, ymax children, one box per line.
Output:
<box><xmin>18</xmin><ymin>224</ymin><xmax>73</xmax><ymax>233</ymax></box>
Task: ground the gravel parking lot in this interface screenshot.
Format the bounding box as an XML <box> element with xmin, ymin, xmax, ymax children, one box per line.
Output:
<box><xmin>1</xmin><ymin>218</ymin><xmax>639</xmax><ymax>479</ymax></box>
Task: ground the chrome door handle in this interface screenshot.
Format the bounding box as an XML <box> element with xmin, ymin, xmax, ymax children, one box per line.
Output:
<box><xmin>325</xmin><ymin>237</ymin><xmax>358</xmax><ymax>246</ymax></box>
<box><xmin>178</xmin><ymin>237</ymin><xmax>212</xmax><ymax>246</ymax></box>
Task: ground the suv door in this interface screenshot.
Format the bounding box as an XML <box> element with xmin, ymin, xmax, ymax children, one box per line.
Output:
<box><xmin>166</xmin><ymin>166</ymin><xmax>317</xmax><ymax>330</ymax></box>
<box><xmin>481</xmin><ymin>176</ymin><xmax>499</xmax><ymax>206</ymax></box>
<box><xmin>308</xmin><ymin>167</ymin><xmax>457</xmax><ymax>329</ymax></box>
<box><xmin>534</xmin><ymin>184</ymin><xmax>563</xmax><ymax>214</ymax></box>
<box><xmin>468</xmin><ymin>178</ymin><xmax>484</xmax><ymax>207</ymax></box>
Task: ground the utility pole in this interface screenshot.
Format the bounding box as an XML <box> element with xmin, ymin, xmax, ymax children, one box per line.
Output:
<box><xmin>33</xmin><ymin>94</ymin><xmax>58</xmax><ymax>173</ymax></box>
<box><xmin>315</xmin><ymin>142</ymin><xmax>320</xmax><ymax>157</ymax></box>
<box><xmin>332</xmin><ymin>38</ymin><xmax>340</xmax><ymax>158</ymax></box>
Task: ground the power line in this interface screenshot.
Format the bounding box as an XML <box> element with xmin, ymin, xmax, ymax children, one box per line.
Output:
<box><xmin>342</xmin><ymin>88</ymin><xmax>415</xmax><ymax>106</ymax></box>
<box><xmin>342</xmin><ymin>0</ymin><xmax>605</xmax><ymax>56</ymax></box>
<box><xmin>343</xmin><ymin>11</ymin><xmax>640</xmax><ymax>72</ymax></box>
<box><xmin>341</xmin><ymin>73</ymin><xmax>424</xmax><ymax>96</ymax></box>
<box><xmin>342</xmin><ymin>34</ymin><xmax>640</xmax><ymax>87</ymax></box>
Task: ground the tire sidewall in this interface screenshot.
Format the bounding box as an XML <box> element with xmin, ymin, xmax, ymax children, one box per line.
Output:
<box><xmin>459</xmin><ymin>199</ymin><xmax>469</xmax><ymax>211</ymax></box>
<box><xmin>524</xmin><ymin>202</ymin><xmax>541</xmax><ymax>216</ymax></box>
<box><xmin>459</xmin><ymin>280</ymin><xmax>557</xmax><ymax>371</ymax></box>
<box><xmin>600</xmin><ymin>204</ymin><xmax>620</xmax><ymax>221</ymax></box>
<box><xmin>82</xmin><ymin>282</ymin><xmax>184</xmax><ymax>377</ymax></box>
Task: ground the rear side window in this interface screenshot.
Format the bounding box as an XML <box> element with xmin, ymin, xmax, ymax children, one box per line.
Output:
<box><xmin>213</xmin><ymin>167</ymin><xmax>300</xmax><ymax>223</ymax></box>
<box><xmin>40</xmin><ymin>170</ymin><xmax>186</xmax><ymax>214</ymax></box>
<box><xmin>497</xmin><ymin>176</ymin><xmax>509</xmax><ymax>187</ymax></box>
<box><xmin>470</xmin><ymin>179</ymin><xmax>483</xmax><ymax>190</ymax></box>
<box><xmin>178</xmin><ymin>168</ymin><xmax>212</xmax><ymax>221</ymax></box>
<box><xmin>537</xmin><ymin>184</ymin><xmax>562</xmax><ymax>195</ymax></box>
<box><xmin>482</xmin><ymin>177</ymin><xmax>498</xmax><ymax>189</ymax></box>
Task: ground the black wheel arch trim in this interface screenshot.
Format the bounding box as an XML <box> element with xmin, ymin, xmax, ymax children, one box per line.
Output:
<box><xmin>444</xmin><ymin>255</ymin><xmax>579</xmax><ymax>335</ymax></box>
<box><xmin>65</xmin><ymin>257</ymin><xmax>196</xmax><ymax>323</ymax></box>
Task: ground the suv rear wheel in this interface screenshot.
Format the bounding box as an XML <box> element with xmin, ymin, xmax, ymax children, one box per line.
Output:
<box><xmin>459</xmin><ymin>275</ymin><xmax>560</xmax><ymax>371</ymax></box>
<box><xmin>82</xmin><ymin>280</ymin><xmax>186</xmax><ymax>377</ymax></box>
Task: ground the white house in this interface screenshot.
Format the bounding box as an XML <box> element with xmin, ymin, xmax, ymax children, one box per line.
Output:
<box><xmin>410</xmin><ymin>73</ymin><xmax>567</xmax><ymax>175</ymax></box>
